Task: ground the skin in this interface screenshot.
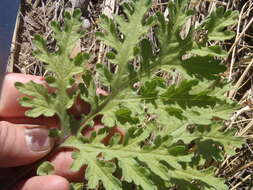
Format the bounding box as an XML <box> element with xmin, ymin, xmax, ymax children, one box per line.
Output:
<box><xmin>0</xmin><ymin>73</ymin><xmax>124</xmax><ymax>190</ymax></box>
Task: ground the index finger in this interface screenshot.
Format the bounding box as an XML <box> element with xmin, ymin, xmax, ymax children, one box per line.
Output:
<box><xmin>0</xmin><ymin>73</ymin><xmax>46</xmax><ymax>118</ymax></box>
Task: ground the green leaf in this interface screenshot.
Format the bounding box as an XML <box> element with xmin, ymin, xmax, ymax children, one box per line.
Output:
<box><xmin>160</xmin><ymin>80</ymin><xmax>216</xmax><ymax>107</ymax></box>
<box><xmin>198</xmin><ymin>124</ymin><xmax>243</xmax><ymax>155</ymax></box>
<box><xmin>173</xmin><ymin>123</ymin><xmax>243</xmax><ymax>156</ymax></box>
<box><xmin>70</xmin><ymin>146</ymin><xmax>121</xmax><ymax>189</ymax></box>
<box><xmin>86</xmin><ymin>160</ymin><xmax>121</xmax><ymax>190</ymax></box>
<box><xmin>96</xmin><ymin>63</ymin><xmax>113</xmax><ymax>86</ymax></box>
<box><xmin>70</xmin><ymin>183</ymin><xmax>84</xmax><ymax>190</ymax></box>
<box><xmin>119</xmin><ymin>158</ymin><xmax>156</xmax><ymax>190</ymax></box>
<box><xmin>37</xmin><ymin>161</ymin><xmax>55</xmax><ymax>176</ymax></box>
<box><xmin>182</xmin><ymin>56</ymin><xmax>226</xmax><ymax>80</ymax></box>
<box><xmin>63</xmin><ymin>129</ymin><xmax>191</xmax><ymax>190</ymax></box>
<box><xmin>98</xmin><ymin>0</ymin><xmax>153</xmax><ymax>91</ymax></box>
<box><xmin>16</xmin><ymin>0</ymin><xmax>243</xmax><ymax>189</ymax></box>
<box><xmin>169</xmin><ymin>167</ymin><xmax>228</xmax><ymax>190</ymax></box>
<box><xmin>156</xmin><ymin>0</ymin><xmax>194</xmax><ymax>71</ymax></box>
<box><xmin>74</xmin><ymin>52</ymin><xmax>89</xmax><ymax>66</ymax></box>
<box><xmin>18</xmin><ymin>10</ymin><xmax>86</xmax><ymax>137</ymax></box>
<box><xmin>15</xmin><ymin>81</ymin><xmax>56</xmax><ymax>117</ymax></box>
<box><xmin>35</xmin><ymin>12</ymin><xmax>84</xmax><ymax>80</ymax></box>
<box><xmin>115</xmin><ymin>108</ymin><xmax>139</xmax><ymax>125</ymax></box>
<box><xmin>140</xmin><ymin>38</ymin><xmax>154</xmax><ymax>76</ymax></box>
<box><xmin>190</xmin><ymin>45</ymin><xmax>227</xmax><ymax>57</ymax></box>
<box><xmin>203</xmin><ymin>7</ymin><xmax>238</xmax><ymax>41</ymax></box>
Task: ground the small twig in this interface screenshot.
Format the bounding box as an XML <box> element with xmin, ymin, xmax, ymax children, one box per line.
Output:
<box><xmin>229</xmin><ymin>58</ymin><xmax>253</xmax><ymax>99</ymax></box>
<box><xmin>238</xmin><ymin>118</ymin><xmax>253</xmax><ymax>136</ymax></box>
<box><xmin>228</xmin><ymin>2</ymin><xmax>248</xmax><ymax>81</ymax></box>
<box><xmin>228</xmin><ymin>105</ymin><xmax>252</xmax><ymax>129</ymax></box>
<box><xmin>226</xmin><ymin>17</ymin><xmax>253</xmax><ymax>62</ymax></box>
<box><xmin>230</xmin><ymin>174</ymin><xmax>251</xmax><ymax>190</ymax></box>
<box><xmin>32</xmin><ymin>0</ymin><xmax>41</xmax><ymax>9</ymax></box>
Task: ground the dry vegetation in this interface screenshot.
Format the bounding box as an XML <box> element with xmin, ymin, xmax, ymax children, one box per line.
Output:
<box><xmin>10</xmin><ymin>0</ymin><xmax>253</xmax><ymax>189</ymax></box>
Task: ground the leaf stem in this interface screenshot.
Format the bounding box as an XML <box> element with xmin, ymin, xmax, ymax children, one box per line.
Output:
<box><xmin>77</xmin><ymin>90</ymin><xmax>119</xmax><ymax>135</ymax></box>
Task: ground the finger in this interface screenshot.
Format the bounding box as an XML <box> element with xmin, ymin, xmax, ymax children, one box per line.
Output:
<box><xmin>0</xmin><ymin>73</ymin><xmax>45</xmax><ymax>118</ymax></box>
<box><xmin>0</xmin><ymin>121</ymin><xmax>54</xmax><ymax>167</ymax></box>
<box><xmin>50</xmin><ymin>150</ymin><xmax>85</xmax><ymax>182</ymax></box>
<box><xmin>67</xmin><ymin>95</ymin><xmax>91</xmax><ymax>117</ymax></box>
<box><xmin>0</xmin><ymin>73</ymin><xmax>92</xmax><ymax>118</ymax></box>
<box><xmin>68</xmin><ymin>88</ymin><xmax>108</xmax><ymax>117</ymax></box>
<box><xmin>13</xmin><ymin>175</ymin><xmax>69</xmax><ymax>190</ymax></box>
<box><xmin>49</xmin><ymin>124</ymin><xmax>104</xmax><ymax>182</ymax></box>
<box><xmin>82</xmin><ymin>118</ymin><xmax>125</xmax><ymax>145</ymax></box>
<box><xmin>102</xmin><ymin>126</ymin><xmax>125</xmax><ymax>145</ymax></box>
<box><xmin>2</xmin><ymin>116</ymin><xmax>60</xmax><ymax>128</ymax></box>
<box><xmin>50</xmin><ymin>125</ymin><xmax>124</xmax><ymax>182</ymax></box>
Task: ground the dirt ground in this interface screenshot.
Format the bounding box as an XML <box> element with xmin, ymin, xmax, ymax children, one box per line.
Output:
<box><xmin>10</xmin><ymin>0</ymin><xmax>253</xmax><ymax>189</ymax></box>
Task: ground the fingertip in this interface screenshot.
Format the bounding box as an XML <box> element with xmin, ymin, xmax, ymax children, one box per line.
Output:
<box><xmin>14</xmin><ymin>175</ymin><xmax>70</xmax><ymax>190</ymax></box>
<box><xmin>0</xmin><ymin>121</ymin><xmax>54</xmax><ymax>167</ymax></box>
<box><xmin>0</xmin><ymin>73</ymin><xmax>45</xmax><ymax>117</ymax></box>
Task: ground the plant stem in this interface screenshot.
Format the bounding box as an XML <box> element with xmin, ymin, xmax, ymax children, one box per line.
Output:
<box><xmin>77</xmin><ymin>90</ymin><xmax>119</xmax><ymax>135</ymax></box>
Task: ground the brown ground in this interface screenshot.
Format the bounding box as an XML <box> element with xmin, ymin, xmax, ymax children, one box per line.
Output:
<box><xmin>10</xmin><ymin>0</ymin><xmax>253</xmax><ymax>189</ymax></box>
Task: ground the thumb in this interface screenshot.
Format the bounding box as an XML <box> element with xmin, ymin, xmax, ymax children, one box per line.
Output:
<box><xmin>0</xmin><ymin>121</ymin><xmax>54</xmax><ymax>167</ymax></box>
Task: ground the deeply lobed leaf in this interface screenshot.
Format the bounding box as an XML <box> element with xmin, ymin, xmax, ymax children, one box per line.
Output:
<box><xmin>16</xmin><ymin>0</ymin><xmax>244</xmax><ymax>189</ymax></box>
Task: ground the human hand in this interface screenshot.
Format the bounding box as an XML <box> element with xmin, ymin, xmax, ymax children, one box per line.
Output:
<box><xmin>0</xmin><ymin>73</ymin><xmax>123</xmax><ymax>190</ymax></box>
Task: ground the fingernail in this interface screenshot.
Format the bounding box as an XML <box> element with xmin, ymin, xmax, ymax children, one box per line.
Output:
<box><xmin>25</xmin><ymin>128</ymin><xmax>53</xmax><ymax>152</ymax></box>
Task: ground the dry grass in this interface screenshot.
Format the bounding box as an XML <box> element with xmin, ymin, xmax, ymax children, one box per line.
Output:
<box><xmin>11</xmin><ymin>0</ymin><xmax>253</xmax><ymax>189</ymax></box>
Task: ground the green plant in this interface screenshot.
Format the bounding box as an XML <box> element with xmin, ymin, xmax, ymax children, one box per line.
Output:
<box><xmin>15</xmin><ymin>0</ymin><xmax>243</xmax><ymax>189</ymax></box>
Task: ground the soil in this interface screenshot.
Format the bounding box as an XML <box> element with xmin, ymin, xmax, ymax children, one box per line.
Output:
<box><xmin>9</xmin><ymin>0</ymin><xmax>253</xmax><ymax>189</ymax></box>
